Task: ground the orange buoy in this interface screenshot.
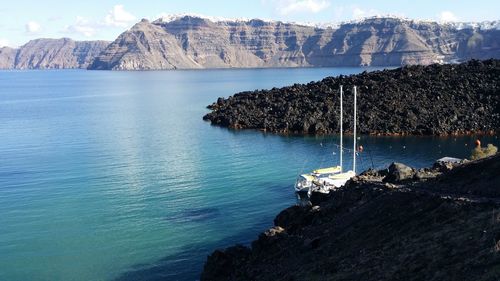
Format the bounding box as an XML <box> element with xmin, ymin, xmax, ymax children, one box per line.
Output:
<box><xmin>475</xmin><ymin>139</ymin><xmax>481</xmax><ymax>147</ymax></box>
<box><xmin>358</xmin><ymin>145</ymin><xmax>364</xmax><ymax>152</ymax></box>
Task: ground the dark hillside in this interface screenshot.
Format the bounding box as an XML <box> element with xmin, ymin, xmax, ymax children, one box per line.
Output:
<box><xmin>201</xmin><ymin>154</ymin><xmax>500</xmax><ymax>280</ymax></box>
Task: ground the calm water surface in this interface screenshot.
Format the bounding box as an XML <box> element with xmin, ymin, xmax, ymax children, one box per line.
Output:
<box><xmin>0</xmin><ymin>68</ymin><xmax>497</xmax><ymax>281</ymax></box>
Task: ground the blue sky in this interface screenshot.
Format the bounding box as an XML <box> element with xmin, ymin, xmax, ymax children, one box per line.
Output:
<box><xmin>1</xmin><ymin>0</ymin><xmax>499</xmax><ymax>47</ymax></box>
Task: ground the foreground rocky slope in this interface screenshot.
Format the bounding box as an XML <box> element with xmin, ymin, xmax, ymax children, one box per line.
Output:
<box><xmin>0</xmin><ymin>38</ymin><xmax>109</xmax><ymax>69</ymax></box>
<box><xmin>89</xmin><ymin>16</ymin><xmax>500</xmax><ymax>70</ymax></box>
<box><xmin>204</xmin><ymin>59</ymin><xmax>500</xmax><ymax>135</ymax></box>
<box><xmin>201</xmin><ymin>153</ymin><xmax>500</xmax><ymax>281</ymax></box>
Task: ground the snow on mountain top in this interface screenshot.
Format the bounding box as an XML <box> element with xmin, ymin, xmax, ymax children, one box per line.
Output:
<box><xmin>153</xmin><ymin>13</ymin><xmax>500</xmax><ymax>30</ymax></box>
<box><xmin>448</xmin><ymin>21</ymin><xmax>500</xmax><ymax>30</ymax></box>
<box><xmin>155</xmin><ymin>13</ymin><xmax>248</xmax><ymax>23</ymax></box>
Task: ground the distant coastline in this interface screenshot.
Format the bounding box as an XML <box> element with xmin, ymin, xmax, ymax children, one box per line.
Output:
<box><xmin>1</xmin><ymin>16</ymin><xmax>500</xmax><ymax>70</ymax></box>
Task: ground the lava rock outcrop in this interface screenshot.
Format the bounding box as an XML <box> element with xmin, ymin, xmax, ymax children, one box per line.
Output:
<box><xmin>204</xmin><ymin>59</ymin><xmax>500</xmax><ymax>135</ymax></box>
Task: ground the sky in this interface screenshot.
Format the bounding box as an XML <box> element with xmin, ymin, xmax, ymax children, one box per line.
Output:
<box><xmin>1</xmin><ymin>0</ymin><xmax>499</xmax><ymax>47</ymax></box>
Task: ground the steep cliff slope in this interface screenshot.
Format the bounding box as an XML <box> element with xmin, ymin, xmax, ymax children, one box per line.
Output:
<box><xmin>89</xmin><ymin>16</ymin><xmax>500</xmax><ymax>70</ymax></box>
<box><xmin>89</xmin><ymin>19</ymin><xmax>200</xmax><ymax>70</ymax></box>
<box><xmin>2</xmin><ymin>16</ymin><xmax>499</xmax><ymax>70</ymax></box>
<box><xmin>0</xmin><ymin>47</ymin><xmax>17</xmax><ymax>68</ymax></box>
<box><xmin>0</xmin><ymin>38</ymin><xmax>109</xmax><ymax>69</ymax></box>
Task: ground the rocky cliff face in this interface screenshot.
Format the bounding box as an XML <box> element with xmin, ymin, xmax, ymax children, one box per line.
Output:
<box><xmin>90</xmin><ymin>16</ymin><xmax>500</xmax><ymax>70</ymax></box>
<box><xmin>0</xmin><ymin>38</ymin><xmax>109</xmax><ymax>69</ymax></box>
<box><xmin>2</xmin><ymin>17</ymin><xmax>499</xmax><ymax>70</ymax></box>
<box><xmin>0</xmin><ymin>47</ymin><xmax>17</xmax><ymax>68</ymax></box>
<box><xmin>201</xmin><ymin>153</ymin><xmax>500</xmax><ymax>281</ymax></box>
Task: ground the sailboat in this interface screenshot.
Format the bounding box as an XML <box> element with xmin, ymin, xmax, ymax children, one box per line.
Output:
<box><xmin>294</xmin><ymin>85</ymin><xmax>358</xmax><ymax>194</ymax></box>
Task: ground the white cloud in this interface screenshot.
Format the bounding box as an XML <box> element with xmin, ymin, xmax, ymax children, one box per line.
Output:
<box><xmin>25</xmin><ymin>21</ymin><xmax>41</xmax><ymax>34</ymax></box>
<box><xmin>48</xmin><ymin>16</ymin><xmax>62</xmax><ymax>22</ymax></box>
<box><xmin>60</xmin><ymin>5</ymin><xmax>136</xmax><ymax>38</ymax></box>
<box><xmin>63</xmin><ymin>16</ymin><xmax>96</xmax><ymax>37</ymax></box>
<box><xmin>0</xmin><ymin>38</ymin><xmax>10</xmax><ymax>47</ymax></box>
<box><xmin>352</xmin><ymin>7</ymin><xmax>379</xmax><ymax>20</ymax></box>
<box><xmin>439</xmin><ymin>11</ymin><xmax>458</xmax><ymax>22</ymax></box>
<box><xmin>332</xmin><ymin>6</ymin><xmax>345</xmax><ymax>19</ymax></box>
<box><xmin>264</xmin><ymin>0</ymin><xmax>331</xmax><ymax>15</ymax></box>
<box><xmin>352</xmin><ymin>8</ymin><xmax>365</xmax><ymax>19</ymax></box>
<box><xmin>104</xmin><ymin>5</ymin><xmax>136</xmax><ymax>27</ymax></box>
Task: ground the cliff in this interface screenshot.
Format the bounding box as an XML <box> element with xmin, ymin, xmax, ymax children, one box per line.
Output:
<box><xmin>203</xmin><ymin>59</ymin><xmax>500</xmax><ymax>135</ymax></box>
<box><xmin>89</xmin><ymin>16</ymin><xmax>500</xmax><ymax>70</ymax></box>
<box><xmin>201</xmin><ymin>153</ymin><xmax>500</xmax><ymax>281</ymax></box>
<box><xmin>0</xmin><ymin>38</ymin><xmax>109</xmax><ymax>69</ymax></box>
<box><xmin>2</xmin><ymin>16</ymin><xmax>499</xmax><ymax>70</ymax></box>
<box><xmin>0</xmin><ymin>47</ymin><xmax>17</xmax><ymax>68</ymax></box>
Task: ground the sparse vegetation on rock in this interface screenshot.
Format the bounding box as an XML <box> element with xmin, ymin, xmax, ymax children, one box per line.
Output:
<box><xmin>471</xmin><ymin>143</ymin><xmax>498</xmax><ymax>160</ymax></box>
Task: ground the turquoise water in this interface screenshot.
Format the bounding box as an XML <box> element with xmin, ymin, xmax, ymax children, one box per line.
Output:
<box><xmin>0</xmin><ymin>68</ymin><xmax>498</xmax><ymax>281</ymax></box>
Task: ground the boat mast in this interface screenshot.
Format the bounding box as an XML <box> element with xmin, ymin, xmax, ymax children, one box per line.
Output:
<box><xmin>339</xmin><ymin>85</ymin><xmax>343</xmax><ymax>172</ymax></box>
<box><xmin>353</xmin><ymin>86</ymin><xmax>357</xmax><ymax>174</ymax></box>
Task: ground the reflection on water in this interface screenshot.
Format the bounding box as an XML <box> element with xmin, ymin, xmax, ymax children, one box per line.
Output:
<box><xmin>166</xmin><ymin>207</ymin><xmax>221</xmax><ymax>223</ymax></box>
<box><xmin>0</xmin><ymin>68</ymin><xmax>497</xmax><ymax>281</ymax></box>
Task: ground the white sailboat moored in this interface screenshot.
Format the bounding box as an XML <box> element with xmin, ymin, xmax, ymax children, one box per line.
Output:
<box><xmin>295</xmin><ymin>85</ymin><xmax>359</xmax><ymax>195</ymax></box>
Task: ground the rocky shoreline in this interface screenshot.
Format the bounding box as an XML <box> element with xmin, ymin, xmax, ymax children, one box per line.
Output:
<box><xmin>204</xmin><ymin>59</ymin><xmax>500</xmax><ymax>136</ymax></box>
<box><xmin>201</xmin><ymin>153</ymin><xmax>500</xmax><ymax>280</ymax></box>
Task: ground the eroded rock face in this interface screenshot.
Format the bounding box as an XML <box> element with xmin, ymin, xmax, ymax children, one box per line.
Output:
<box><xmin>2</xmin><ymin>17</ymin><xmax>500</xmax><ymax>70</ymax></box>
<box><xmin>0</xmin><ymin>38</ymin><xmax>110</xmax><ymax>69</ymax></box>
<box><xmin>89</xmin><ymin>16</ymin><xmax>500</xmax><ymax>70</ymax></box>
<box><xmin>204</xmin><ymin>59</ymin><xmax>500</xmax><ymax>136</ymax></box>
<box><xmin>0</xmin><ymin>47</ymin><xmax>17</xmax><ymax>68</ymax></box>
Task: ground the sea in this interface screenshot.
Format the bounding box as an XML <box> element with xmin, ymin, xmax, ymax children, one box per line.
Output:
<box><xmin>0</xmin><ymin>67</ymin><xmax>497</xmax><ymax>281</ymax></box>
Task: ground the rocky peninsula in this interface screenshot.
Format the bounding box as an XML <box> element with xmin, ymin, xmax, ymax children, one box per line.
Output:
<box><xmin>204</xmin><ymin>59</ymin><xmax>500</xmax><ymax>135</ymax></box>
<box><xmin>201</xmin><ymin>153</ymin><xmax>500</xmax><ymax>280</ymax></box>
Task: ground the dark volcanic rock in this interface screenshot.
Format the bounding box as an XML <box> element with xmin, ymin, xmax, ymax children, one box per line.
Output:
<box><xmin>203</xmin><ymin>59</ymin><xmax>500</xmax><ymax>135</ymax></box>
<box><xmin>201</xmin><ymin>154</ymin><xmax>500</xmax><ymax>281</ymax></box>
<box><xmin>202</xmin><ymin>245</ymin><xmax>252</xmax><ymax>280</ymax></box>
<box><xmin>383</xmin><ymin>162</ymin><xmax>416</xmax><ymax>183</ymax></box>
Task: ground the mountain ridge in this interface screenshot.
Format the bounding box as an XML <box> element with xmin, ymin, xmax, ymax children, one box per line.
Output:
<box><xmin>89</xmin><ymin>16</ymin><xmax>500</xmax><ymax>70</ymax></box>
<box><xmin>1</xmin><ymin>16</ymin><xmax>500</xmax><ymax>70</ymax></box>
<box><xmin>153</xmin><ymin>13</ymin><xmax>500</xmax><ymax>30</ymax></box>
